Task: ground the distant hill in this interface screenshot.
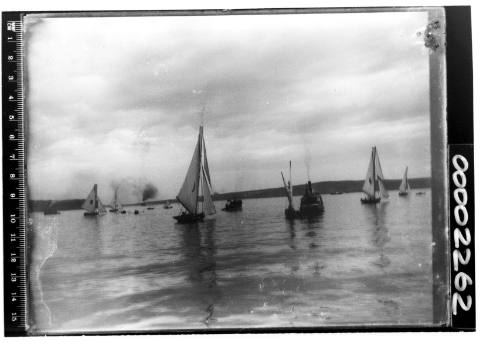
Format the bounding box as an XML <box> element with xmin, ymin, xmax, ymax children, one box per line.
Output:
<box><xmin>213</xmin><ymin>177</ymin><xmax>431</xmax><ymax>201</ymax></box>
<box><xmin>29</xmin><ymin>177</ymin><xmax>430</xmax><ymax>212</ymax></box>
<box><xmin>29</xmin><ymin>199</ymin><xmax>85</xmax><ymax>213</ymax></box>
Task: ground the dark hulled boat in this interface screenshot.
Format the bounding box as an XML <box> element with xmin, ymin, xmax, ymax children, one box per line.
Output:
<box><xmin>174</xmin><ymin>211</ymin><xmax>205</xmax><ymax>223</ymax></box>
<box><xmin>222</xmin><ymin>199</ymin><xmax>242</xmax><ymax>211</ymax></box>
<box><xmin>299</xmin><ymin>181</ymin><xmax>324</xmax><ymax>216</ymax></box>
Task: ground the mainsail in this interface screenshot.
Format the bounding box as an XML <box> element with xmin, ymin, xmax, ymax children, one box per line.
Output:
<box><xmin>362</xmin><ymin>147</ymin><xmax>388</xmax><ymax>199</ymax></box>
<box><xmin>176</xmin><ymin>125</ymin><xmax>215</xmax><ymax>215</ymax></box>
<box><xmin>373</xmin><ymin>147</ymin><xmax>389</xmax><ymax>199</ymax></box>
<box><xmin>177</xmin><ymin>132</ymin><xmax>201</xmax><ymax>214</ymax></box>
<box><xmin>82</xmin><ymin>184</ymin><xmax>106</xmax><ymax>213</ymax></box>
<box><xmin>399</xmin><ymin>166</ymin><xmax>410</xmax><ymax>194</ymax></box>
<box><xmin>97</xmin><ymin>197</ymin><xmax>107</xmax><ymax>214</ymax></box>
<box><xmin>362</xmin><ymin>148</ymin><xmax>376</xmax><ymax>198</ymax></box>
<box><xmin>110</xmin><ymin>188</ymin><xmax>122</xmax><ymax>210</ymax></box>
<box><xmin>201</xmin><ymin>166</ymin><xmax>216</xmax><ymax>215</ymax></box>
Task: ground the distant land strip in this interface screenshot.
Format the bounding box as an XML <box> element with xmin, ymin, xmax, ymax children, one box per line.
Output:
<box><xmin>29</xmin><ymin>177</ymin><xmax>431</xmax><ymax>212</ymax></box>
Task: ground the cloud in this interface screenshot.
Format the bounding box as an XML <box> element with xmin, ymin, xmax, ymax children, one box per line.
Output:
<box><xmin>25</xmin><ymin>11</ymin><xmax>432</xmax><ymax>200</ymax></box>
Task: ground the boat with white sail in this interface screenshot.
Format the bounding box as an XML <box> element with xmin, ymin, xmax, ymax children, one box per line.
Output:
<box><xmin>174</xmin><ymin>125</ymin><xmax>216</xmax><ymax>223</ymax></box>
<box><xmin>398</xmin><ymin>166</ymin><xmax>410</xmax><ymax>196</ymax></box>
<box><xmin>82</xmin><ymin>184</ymin><xmax>107</xmax><ymax>216</ymax></box>
<box><xmin>109</xmin><ymin>187</ymin><xmax>123</xmax><ymax>212</ymax></box>
<box><xmin>361</xmin><ymin>146</ymin><xmax>389</xmax><ymax>204</ymax></box>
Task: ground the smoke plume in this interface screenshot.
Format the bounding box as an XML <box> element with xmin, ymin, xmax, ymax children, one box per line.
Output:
<box><xmin>304</xmin><ymin>146</ymin><xmax>312</xmax><ymax>181</ymax></box>
<box><xmin>142</xmin><ymin>183</ymin><xmax>158</xmax><ymax>202</ymax></box>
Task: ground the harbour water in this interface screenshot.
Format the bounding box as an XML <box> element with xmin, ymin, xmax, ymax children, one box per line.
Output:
<box><xmin>28</xmin><ymin>190</ymin><xmax>433</xmax><ymax>333</ymax></box>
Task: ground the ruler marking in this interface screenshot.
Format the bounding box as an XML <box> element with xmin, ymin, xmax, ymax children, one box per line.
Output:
<box><xmin>3</xmin><ymin>15</ymin><xmax>28</xmax><ymax>335</ymax></box>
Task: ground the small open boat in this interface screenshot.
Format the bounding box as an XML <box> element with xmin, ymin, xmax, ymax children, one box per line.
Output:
<box><xmin>222</xmin><ymin>199</ymin><xmax>242</xmax><ymax>211</ymax></box>
<box><xmin>361</xmin><ymin>146</ymin><xmax>389</xmax><ymax>204</ymax></box>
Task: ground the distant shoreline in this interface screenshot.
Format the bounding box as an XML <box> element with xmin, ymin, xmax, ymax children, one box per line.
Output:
<box><xmin>29</xmin><ymin>177</ymin><xmax>431</xmax><ymax>212</ymax></box>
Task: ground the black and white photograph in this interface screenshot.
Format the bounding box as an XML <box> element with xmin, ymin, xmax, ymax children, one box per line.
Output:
<box><xmin>20</xmin><ymin>8</ymin><xmax>449</xmax><ymax>334</ymax></box>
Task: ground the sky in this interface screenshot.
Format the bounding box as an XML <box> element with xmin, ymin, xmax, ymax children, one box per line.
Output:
<box><xmin>25</xmin><ymin>11</ymin><xmax>432</xmax><ymax>202</ymax></box>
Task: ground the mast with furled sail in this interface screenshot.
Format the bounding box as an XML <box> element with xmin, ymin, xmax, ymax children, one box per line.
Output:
<box><xmin>361</xmin><ymin>146</ymin><xmax>389</xmax><ymax>204</ymax></box>
<box><xmin>174</xmin><ymin>125</ymin><xmax>216</xmax><ymax>223</ymax></box>
<box><xmin>82</xmin><ymin>184</ymin><xmax>107</xmax><ymax>216</ymax></box>
<box><xmin>109</xmin><ymin>187</ymin><xmax>122</xmax><ymax>212</ymax></box>
<box><xmin>398</xmin><ymin>166</ymin><xmax>410</xmax><ymax>196</ymax></box>
<box><xmin>281</xmin><ymin>161</ymin><xmax>301</xmax><ymax>219</ymax></box>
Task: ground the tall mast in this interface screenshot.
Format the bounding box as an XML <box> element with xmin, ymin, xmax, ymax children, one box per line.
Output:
<box><xmin>372</xmin><ymin>147</ymin><xmax>376</xmax><ymax>198</ymax></box>
<box><xmin>94</xmin><ymin>184</ymin><xmax>98</xmax><ymax>209</ymax></box>
<box><xmin>289</xmin><ymin>161</ymin><xmax>293</xmax><ymax>198</ymax></box>
<box><xmin>405</xmin><ymin>166</ymin><xmax>409</xmax><ymax>191</ymax></box>
<box><xmin>195</xmin><ymin>126</ymin><xmax>203</xmax><ymax>214</ymax></box>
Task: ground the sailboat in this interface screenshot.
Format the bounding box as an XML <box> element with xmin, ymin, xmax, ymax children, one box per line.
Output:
<box><xmin>82</xmin><ymin>184</ymin><xmax>107</xmax><ymax>216</ymax></box>
<box><xmin>361</xmin><ymin>146</ymin><xmax>389</xmax><ymax>204</ymax></box>
<box><xmin>281</xmin><ymin>161</ymin><xmax>301</xmax><ymax>219</ymax></box>
<box><xmin>174</xmin><ymin>125</ymin><xmax>216</xmax><ymax>223</ymax></box>
<box><xmin>398</xmin><ymin>166</ymin><xmax>410</xmax><ymax>196</ymax></box>
<box><xmin>109</xmin><ymin>187</ymin><xmax>123</xmax><ymax>212</ymax></box>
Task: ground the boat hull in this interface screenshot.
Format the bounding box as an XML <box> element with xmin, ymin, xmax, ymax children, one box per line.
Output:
<box><xmin>222</xmin><ymin>206</ymin><xmax>242</xmax><ymax>212</ymax></box>
<box><xmin>299</xmin><ymin>204</ymin><xmax>324</xmax><ymax>216</ymax></box>
<box><xmin>109</xmin><ymin>208</ymin><xmax>119</xmax><ymax>213</ymax></box>
<box><xmin>360</xmin><ymin>197</ymin><xmax>381</xmax><ymax>204</ymax></box>
<box><xmin>174</xmin><ymin>212</ymin><xmax>205</xmax><ymax>223</ymax></box>
<box><xmin>83</xmin><ymin>211</ymin><xmax>106</xmax><ymax>216</ymax></box>
<box><xmin>398</xmin><ymin>192</ymin><xmax>408</xmax><ymax>196</ymax></box>
<box><xmin>222</xmin><ymin>200</ymin><xmax>243</xmax><ymax>212</ymax></box>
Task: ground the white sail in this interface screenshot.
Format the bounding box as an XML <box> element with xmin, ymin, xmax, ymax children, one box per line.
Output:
<box><xmin>202</xmin><ymin>135</ymin><xmax>211</xmax><ymax>187</ymax></box>
<box><xmin>201</xmin><ymin>166</ymin><xmax>216</xmax><ymax>215</ymax></box>
<box><xmin>399</xmin><ymin>167</ymin><xmax>409</xmax><ymax>193</ymax></box>
<box><xmin>373</xmin><ymin>147</ymin><xmax>389</xmax><ymax>198</ymax></box>
<box><xmin>378</xmin><ymin>178</ymin><xmax>389</xmax><ymax>199</ymax></box>
<box><xmin>176</xmin><ymin>130</ymin><xmax>201</xmax><ymax>214</ymax></box>
<box><xmin>362</xmin><ymin>148</ymin><xmax>376</xmax><ymax>198</ymax></box>
<box><xmin>97</xmin><ymin>197</ymin><xmax>107</xmax><ymax>214</ymax></box>
<box><xmin>82</xmin><ymin>184</ymin><xmax>98</xmax><ymax>212</ymax></box>
<box><xmin>110</xmin><ymin>188</ymin><xmax>122</xmax><ymax>210</ymax></box>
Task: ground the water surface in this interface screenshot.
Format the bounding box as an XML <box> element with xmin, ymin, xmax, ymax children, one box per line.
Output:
<box><xmin>28</xmin><ymin>190</ymin><xmax>433</xmax><ymax>333</ymax></box>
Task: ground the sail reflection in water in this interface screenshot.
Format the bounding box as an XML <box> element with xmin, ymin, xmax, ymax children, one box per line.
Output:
<box><xmin>28</xmin><ymin>191</ymin><xmax>433</xmax><ymax>333</ymax></box>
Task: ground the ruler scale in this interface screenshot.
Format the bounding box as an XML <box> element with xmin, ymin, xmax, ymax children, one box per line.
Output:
<box><xmin>3</xmin><ymin>12</ymin><xmax>28</xmax><ymax>337</ymax></box>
